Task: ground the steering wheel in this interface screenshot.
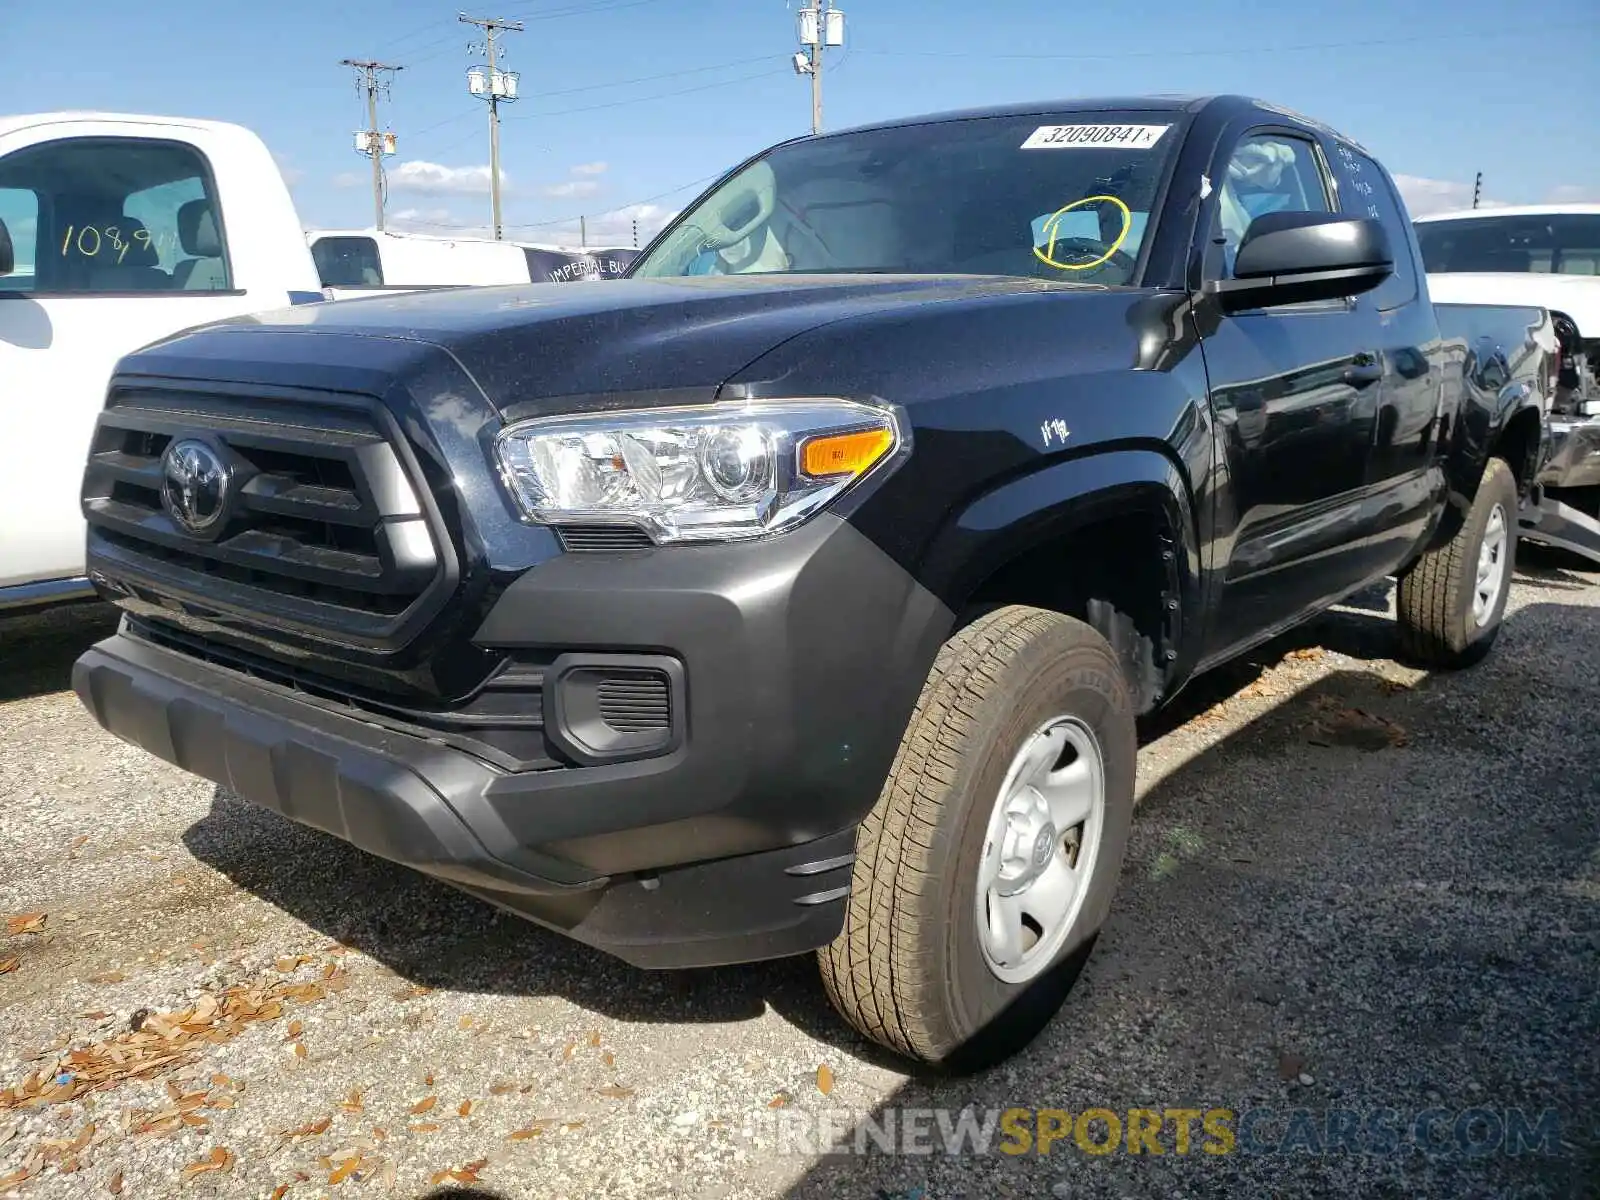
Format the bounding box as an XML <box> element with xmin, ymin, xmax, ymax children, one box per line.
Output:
<box><xmin>1033</xmin><ymin>236</ymin><xmax>1137</xmax><ymax>277</ymax></box>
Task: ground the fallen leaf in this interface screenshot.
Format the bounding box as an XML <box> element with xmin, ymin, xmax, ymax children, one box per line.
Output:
<box><xmin>423</xmin><ymin>1073</ymin><xmax>434</xmax><ymax>1087</ymax></box>
<box><xmin>79</xmin><ymin>1011</ymin><xmax>112</xmax><ymax>1020</ymax></box>
<box><xmin>5</xmin><ymin>913</ymin><xmax>45</xmax><ymax>937</ymax></box>
<box><xmin>457</xmin><ymin>1099</ymin><xmax>475</xmax><ymax>1118</ymax></box>
<box><xmin>816</xmin><ymin>1064</ymin><xmax>834</xmax><ymax>1095</ymax></box>
<box><xmin>106</xmin><ymin>1168</ymin><xmax>124</xmax><ymax>1194</ymax></box>
<box><xmin>287</xmin><ymin>1020</ymin><xmax>303</xmax><ymax>1040</ymax></box>
<box><xmin>587</xmin><ymin>1030</ymin><xmax>601</xmax><ymax>1048</ymax></box>
<box><xmin>597</xmin><ymin>1085</ymin><xmax>635</xmax><ymax>1100</ymax></box>
<box><xmin>292</xmin><ymin>1042</ymin><xmax>308</xmax><ymax>1059</ymax></box>
<box><xmin>328</xmin><ymin>1157</ymin><xmax>360</xmax><ymax>1185</ymax></box>
<box><xmin>507</xmin><ymin>1127</ymin><xmax>544</xmax><ymax>1141</ymax></box>
<box><xmin>90</xmin><ymin>971</ymin><xmax>126</xmax><ymax>985</ymax></box>
<box><xmin>206</xmin><ymin>1094</ymin><xmax>236</xmax><ymax>1110</ymax></box>
<box><xmin>409</xmin><ymin>1123</ymin><xmax>440</xmax><ymax>1134</ymax></box>
<box><xmin>269</xmin><ymin>1187</ymin><xmax>288</xmax><ymax>1200</ymax></box>
<box><xmin>339</xmin><ymin>1089</ymin><xmax>364</xmax><ymax>1114</ymax></box>
<box><xmin>70</xmin><ymin>836</ymin><xmax>89</xmax><ymax>850</ymax></box>
<box><xmin>457</xmin><ymin>1016</ymin><xmax>475</xmax><ymax>1031</ymax></box>
<box><xmin>561</xmin><ymin>1041</ymin><xmax>577</xmax><ymax>1061</ymax></box>
<box><xmin>372</xmin><ymin>1127</ymin><xmax>387</xmax><ymax>1140</ymax></box>
<box><xmin>767</xmin><ymin>1092</ymin><xmax>790</xmax><ymax>1109</ymax></box>
<box><xmin>0</xmin><ymin>957</ymin><xmax>17</xmax><ymax>976</ymax></box>
<box><xmin>275</xmin><ymin>955</ymin><xmax>312</xmax><ymax>974</ymax></box>
<box><xmin>489</xmin><ymin>1082</ymin><xmax>516</xmax><ymax>1096</ymax></box>
<box><xmin>392</xmin><ymin>985</ymin><xmax>431</xmax><ymax>1001</ymax></box>
<box><xmin>209</xmin><ymin>1074</ymin><xmax>231</xmax><ymax>1088</ymax></box>
<box><xmin>408</xmin><ymin>1096</ymin><xmax>437</xmax><ymax>1115</ymax></box>
<box><xmin>282</xmin><ymin>1118</ymin><xmax>331</xmax><ymax>1139</ymax></box>
<box><xmin>180</xmin><ymin>1145</ymin><xmax>233</xmax><ymax>1184</ymax></box>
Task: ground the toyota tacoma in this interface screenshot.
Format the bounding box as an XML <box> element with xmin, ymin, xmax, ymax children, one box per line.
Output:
<box><xmin>72</xmin><ymin>96</ymin><xmax>1557</xmax><ymax>1070</ymax></box>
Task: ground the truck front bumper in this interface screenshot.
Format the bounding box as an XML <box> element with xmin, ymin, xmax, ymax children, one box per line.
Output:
<box><xmin>73</xmin><ymin>515</ymin><xmax>952</xmax><ymax>969</ymax></box>
<box><xmin>1539</xmin><ymin>414</ymin><xmax>1600</xmax><ymax>492</ymax></box>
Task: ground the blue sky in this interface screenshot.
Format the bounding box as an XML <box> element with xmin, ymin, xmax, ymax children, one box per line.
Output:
<box><xmin>3</xmin><ymin>0</ymin><xmax>1597</xmax><ymax>248</ymax></box>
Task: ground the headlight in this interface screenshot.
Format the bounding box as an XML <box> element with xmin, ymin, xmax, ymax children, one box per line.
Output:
<box><xmin>494</xmin><ymin>398</ymin><xmax>905</xmax><ymax>544</ymax></box>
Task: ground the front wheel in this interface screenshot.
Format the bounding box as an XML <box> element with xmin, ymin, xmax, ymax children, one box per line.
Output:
<box><xmin>1396</xmin><ymin>456</ymin><xmax>1518</xmax><ymax>668</ymax></box>
<box><xmin>818</xmin><ymin>605</ymin><xmax>1136</xmax><ymax>1071</ymax></box>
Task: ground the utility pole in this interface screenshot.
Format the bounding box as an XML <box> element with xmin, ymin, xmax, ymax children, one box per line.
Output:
<box><xmin>793</xmin><ymin>1</ymin><xmax>844</xmax><ymax>135</ymax></box>
<box><xmin>342</xmin><ymin>59</ymin><xmax>402</xmax><ymax>230</ymax></box>
<box><xmin>1473</xmin><ymin>172</ymin><xmax>1483</xmax><ymax>210</ymax></box>
<box><xmin>461</xmin><ymin>13</ymin><xmax>523</xmax><ymax>240</ymax></box>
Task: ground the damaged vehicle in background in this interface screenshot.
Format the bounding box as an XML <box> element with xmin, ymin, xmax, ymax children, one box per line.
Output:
<box><xmin>1417</xmin><ymin>205</ymin><xmax>1600</xmax><ymax>562</ymax></box>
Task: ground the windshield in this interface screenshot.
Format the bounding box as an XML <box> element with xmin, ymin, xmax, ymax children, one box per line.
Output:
<box><xmin>1415</xmin><ymin>213</ymin><xmax>1600</xmax><ymax>276</ymax></box>
<box><xmin>631</xmin><ymin>112</ymin><xmax>1184</xmax><ymax>286</ymax></box>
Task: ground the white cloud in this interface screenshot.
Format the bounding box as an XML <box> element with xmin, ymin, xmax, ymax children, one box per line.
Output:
<box><xmin>389</xmin><ymin>161</ymin><xmax>504</xmax><ymax>197</ymax></box>
<box><xmin>570</xmin><ymin>162</ymin><xmax>608</xmax><ymax>177</ymax></box>
<box><xmin>1546</xmin><ymin>184</ymin><xmax>1600</xmax><ymax>205</ymax></box>
<box><xmin>1392</xmin><ymin>174</ymin><xmax>1509</xmax><ymax>218</ymax></box>
<box><xmin>333</xmin><ymin>171</ymin><xmax>364</xmax><ymax>189</ymax></box>
<box><xmin>543</xmin><ymin>180</ymin><xmax>601</xmax><ymax>199</ymax></box>
<box><xmin>386</xmin><ymin>208</ymin><xmax>495</xmax><ymax>239</ymax></box>
<box><xmin>533</xmin><ymin>203</ymin><xmax>676</xmax><ymax>250</ymax></box>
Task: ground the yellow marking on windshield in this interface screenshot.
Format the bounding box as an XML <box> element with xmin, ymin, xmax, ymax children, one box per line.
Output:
<box><xmin>1033</xmin><ymin>195</ymin><xmax>1133</xmax><ymax>272</ymax></box>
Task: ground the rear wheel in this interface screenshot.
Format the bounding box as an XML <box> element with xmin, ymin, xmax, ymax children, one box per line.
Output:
<box><xmin>1396</xmin><ymin>456</ymin><xmax>1518</xmax><ymax>668</ymax></box>
<box><xmin>818</xmin><ymin>605</ymin><xmax>1136</xmax><ymax>1071</ymax></box>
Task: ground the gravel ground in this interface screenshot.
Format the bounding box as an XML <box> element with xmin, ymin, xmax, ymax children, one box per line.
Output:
<box><xmin>1</xmin><ymin>560</ymin><xmax>1597</xmax><ymax>1200</ymax></box>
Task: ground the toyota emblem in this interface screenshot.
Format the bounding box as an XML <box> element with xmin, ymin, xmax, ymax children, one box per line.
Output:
<box><xmin>160</xmin><ymin>439</ymin><xmax>231</xmax><ymax>535</ymax></box>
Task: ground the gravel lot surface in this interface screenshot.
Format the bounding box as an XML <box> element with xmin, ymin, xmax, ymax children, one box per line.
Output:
<box><xmin>2</xmin><ymin>560</ymin><xmax>1596</xmax><ymax>1200</ymax></box>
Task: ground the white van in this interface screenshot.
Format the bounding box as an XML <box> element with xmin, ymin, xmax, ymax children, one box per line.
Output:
<box><xmin>0</xmin><ymin>112</ymin><xmax>322</xmax><ymax>609</ymax></box>
<box><xmin>306</xmin><ymin>228</ymin><xmax>532</xmax><ymax>294</ymax></box>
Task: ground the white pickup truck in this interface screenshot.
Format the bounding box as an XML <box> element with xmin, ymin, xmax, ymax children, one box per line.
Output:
<box><xmin>0</xmin><ymin>112</ymin><xmax>324</xmax><ymax>610</ymax></box>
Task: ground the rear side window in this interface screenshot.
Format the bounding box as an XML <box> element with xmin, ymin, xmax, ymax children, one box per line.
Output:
<box><xmin>0</xmin><ymin>187</ymin><xmax>39</xmax><ymax>291</ymax></box>
<box><xmin>0</xmin><ymin>137</ymin><xmax>231</xmax><ymax>295</ymax></box>
<box><xmin>312</xmin><ymin>237</ymin><xmax>384</xmax><ymax>286</ymax></box>
<box><xmin>1329</xmin><ymin>142</ymin><xmax>1417</xmax><ymax>311</ymax></box>
<box><xmin>1416</xmin><ymin>214</ymin><xmax>1600</xmax><ymax>276</ymax></box>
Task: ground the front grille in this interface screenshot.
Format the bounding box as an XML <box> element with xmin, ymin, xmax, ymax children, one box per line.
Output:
<box><xmin>597</xmin><ymin>672</ymin><xmax>672</xmax><ymax>733</ymax></box>
<box><xmin>84</xmin><ymin>387</ymin><xmax>449</xmax><ymax>645</ymax></box>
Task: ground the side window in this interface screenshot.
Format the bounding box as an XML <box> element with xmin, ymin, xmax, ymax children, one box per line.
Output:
<box><xmin>1328</xmin><ymin>143</ymin><xmax>1417</xmax><ymax>310</ymax></box>
<box><xmin>0</xmin><ymin>137</ymin><xmax>230</xmax><ymax>295</ymax></box>
<box><xmin>0</xmin><ymin>187</ymin><xmax>39</xmax><ymax>292</ymax></box>
<box><xmin>1211</xmin><ymin>133</ymin><xmax>1331</xmax><ymax>277</ymax></box>
<box><xmin>312</xmin><ymin>237</ymin><xmax>384</xmax><ymax>287</ymax></box>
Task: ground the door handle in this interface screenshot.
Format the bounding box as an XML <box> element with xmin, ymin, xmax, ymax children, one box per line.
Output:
<box><xmin>1342</xmin><ymin>361</ymin><xmax>1384</xmax><ymax>388</ymax></box>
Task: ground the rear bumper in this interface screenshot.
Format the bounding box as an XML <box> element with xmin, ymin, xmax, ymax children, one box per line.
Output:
<box><xmin>73</xmin><ymin>515</ymin><xmax>952</xmax><ymax>968</ymax></box>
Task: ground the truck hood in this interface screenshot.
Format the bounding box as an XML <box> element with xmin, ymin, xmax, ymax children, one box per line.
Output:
<box><xmin>234</xmin><ymin>274</ymin><xmax>1088</xmax><ymax>417</ymax></box>
<box><xmin>1428</xmin><ymin>272</ymin><xmax>1600</xmax><ymax>339</ymax></box>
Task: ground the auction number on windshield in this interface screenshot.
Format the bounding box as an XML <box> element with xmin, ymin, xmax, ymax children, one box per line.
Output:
<box><xmin>58</xmin><ymin>224</ymin><xmax>176</xmax><ymax>262</ymax></box>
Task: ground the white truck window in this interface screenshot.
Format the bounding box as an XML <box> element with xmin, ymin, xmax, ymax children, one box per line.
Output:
<box><xmin>0</xmin><ymin>137</ymin><xmax>231</xmax><ymax>295</ymax></box>
<box><xmin>311</xmin><ymin>236</ymin><xmax>384</xmax><ymax>287</ymax></box>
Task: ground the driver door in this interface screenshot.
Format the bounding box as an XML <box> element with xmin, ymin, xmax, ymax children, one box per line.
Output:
<box><xmin>1198</xmin><ymin>128</ymin><xmax>1386</xmax><ymax>657</ymax></box>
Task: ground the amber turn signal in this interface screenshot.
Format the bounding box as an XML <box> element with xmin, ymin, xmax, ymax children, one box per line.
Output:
<box><xmin>800</xmin><ymin>427</ymin><xmax>894</xmax><ymax>479</ymax></box>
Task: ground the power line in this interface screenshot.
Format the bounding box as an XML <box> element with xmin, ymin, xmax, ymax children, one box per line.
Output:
<box><xmin>507</xmin><ymin>0</ymin><xmax>670</xmax><ymax>22</ymax></box>
<box><xmin>511</xmin><ymin>65</ymin><xmax>789</xmax><ymax>120</ymax></box>
<box><xmin>534</xmin><ymin>53</ymin><xmax>773</xmax><ymax>100</ymax></box>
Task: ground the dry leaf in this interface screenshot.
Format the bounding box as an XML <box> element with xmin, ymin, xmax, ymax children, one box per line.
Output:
<box><xmin>409</xmin><ymin>1123</ymin><xmax>440</xmax><ymax>1133</ymax></box>
<box><xmin>90</xmin><ymin>971</ymin><xmax>126</xmax><ymax>985</ymax></box>
<box><xmin>601</xmin><ymin>1051</ymin><xmax>615</xmax><ymax>1068</ymax></box>
<box><xmin>423</xmin><ymin>1072</ymin><xmax>434</xmax><ymax>1087</ymax></box>
<box><xmin>489</xmin><ymin>1082</ymin><xmax>516</xmax><ymax>1096</ymax></box>
<box><xmin>561</xmin><ymin>1041</ymin><xmax>577</xmax><ymax>1062</ymax></box>
<box><xmin>597</xmin><ymin>1085</ymin><xmax>635</xmax><ymax>1100</ymax></box>
<box><xmin>409</xmin><ymin>1096</ymin><xmax>437</xmax><ymax>1115</ymax></box>
<box><xmin>816</xmin><ymin>1064</ymin><xmax>834</xmax><ymax>1095</ymax></box>
<box><xmin>339</xmin><ymin>1089</ymin><xmax>364</xmax><ymax>1114</ymax></box>
<box><xmin>286</xmin><ymin>1020</ymin><xmax>303</xmax><ymax>1040</ymax></box>
<box><xmin>0</xmin><ymin>957</ymin><xmax>17</xmax><ymax>976</ymax></box>
<box><xmin>328</xmin><ymin>1157</ymin><xmax>360</xmax><ymax>1185</ymax></box>
<box><xmin>106</xmin><ymin>1168</ymin><xmax>125</xmax><ymax>1195</ymax></box>
<box><xmin>269</xmin><ymin>1187</ymin><xmax>289</xmax><ymax>1200</ymax></box>
<box><xmin>457</xmin><ymin>1016</ymin><xmax>475</xmax><ymax>1031</ymax></box>
<box><xmin>767</xmin><ymin>1092</ymin><xmax>790</xmax><ymax>1109</ymax></box>
<box><xmin>180</xmin><ymin>1145</ymin><xmax>233</xmax><ymax>1184</ymax></box>
<box><xmin>282</xmin><ymin>1117</ymin><xmax>331</xmax><ymax>1139</ymax></box>
<box><xmin>372</xmin><ymin>1127</ymin><xmax>387</xmax><ymax>1141</ymax></box>
<box><xmin>456</xmin><ymin>1099</ymin><xmax>475</xmax><ymax>1118</ymax></box>
<box><xmin>70</xmin><ymin>836</ymin><xmax>89</xmax><ymax>850</ymax></box>
<box><xmin>393</xmin><ymin>985</ymin><xmax>431</xmax><ymax>1001</ymax></box>
<box><xmin>4</xmin><ymin>913</ymin><xmax>45</xmax><ymax>937</ymax></box>
<box><xmin>275</xmin><ymin>955</ymin><xmax>312</xmax><ymax>974</ymax></box>
<box><xmin>587</xmin><ymin>1030</ymin><xmax>601</xmax><ymax>1048</ymax></box>
<box><xmin>209</xmin><ymin>1074</ymin><xmax>231</xmax><ymax>1088</ymax></box>
<box><xmin>292</xmin><ymin>1042</ymin><xmax>308</xmax><ymax>1060</ymax></box>
<box><xmin>508</xmin><ymin>1127</ymin><xmax>544</xmax><ymax>1141</ymax></box>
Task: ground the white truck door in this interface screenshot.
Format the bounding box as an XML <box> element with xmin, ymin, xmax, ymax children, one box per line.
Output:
<box><xmin>0</xmin><ymin>116</ymin><xmax>319</xmax><ymax>601</ymax></box>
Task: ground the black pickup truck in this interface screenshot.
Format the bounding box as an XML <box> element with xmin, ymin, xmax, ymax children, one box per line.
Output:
<box><xmin>73</xmin><ymin>95</ymin><xmax>1557</xmax><ymax>1070</ymax></box>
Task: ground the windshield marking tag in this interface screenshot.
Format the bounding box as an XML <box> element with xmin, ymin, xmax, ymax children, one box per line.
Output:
<box><xmin>1041</xmin><ymin>418</ymin><xmax>1071</xmax><ymax>448</ymax></box>
<box><xmin>1022</xmin><ymin>124</ymin><xmax>1171</xmax><ymax>151</ymax></box>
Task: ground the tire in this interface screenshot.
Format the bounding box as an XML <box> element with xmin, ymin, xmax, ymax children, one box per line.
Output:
<box><xmin>1396</xmin><ymin>456</ymin><xmax>1518</xmax><ymax>668</ymax></box>
<box><xmin>818</xmin><ymin>605</ymin><xmax>1136</xmax><ymax>1072</ymax></box>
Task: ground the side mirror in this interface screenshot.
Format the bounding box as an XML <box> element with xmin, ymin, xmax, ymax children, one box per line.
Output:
<box><xmin>1208</xmin><ymin>212</ymin><xmax>1393</xmax><ymax>311</ymax></box>
<box><xmin>0</xmin><ymin>217</ymin><xmax>13</xmax><ymax>276</ymax></box>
